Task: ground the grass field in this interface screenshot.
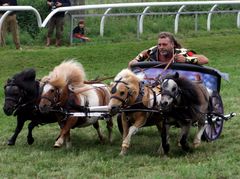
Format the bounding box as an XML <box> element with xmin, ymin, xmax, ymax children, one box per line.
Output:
<box><xmin>0</xmin><ymin>33</ymin><xmax>239</xmax><ymax>178</ymax></box>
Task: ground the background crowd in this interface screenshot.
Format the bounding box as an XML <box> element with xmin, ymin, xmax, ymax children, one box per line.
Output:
<box><xmin>0</xmin><ymin>0</ymin><xmax>91</xmax><ymax>49</ymax></box>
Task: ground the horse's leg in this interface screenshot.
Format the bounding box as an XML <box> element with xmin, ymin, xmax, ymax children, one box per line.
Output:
<box><xmin>119</xmin><ymin>113</ymin><xmax>130</xmax><ymax>155</ymax></box>
<box><xmin>156</xmin><ymin>121</ymin><xmax>170</xmax><ymax>155</ymax></box>
<box><xmin>106</xmin><ymin>118</ymin><xmax>113</xmax><ymax>144</ymax></box>
<box><xmin>120</xmin><ymin>113</ymin><xmax>145</xmax><ymax>156</ymax></box>
<box><xmin>54</xmin><ymin>117</ymin><xmax>76</xmax><ymax>148</ymax></box>
<box><xmin>178</xmin><ymin>124</ymin><xmax>191</xmax><ymax>151</ymax></box>
<box><xmin>193</xmin><ymin>123</ymin><xmax>207</xmax><ymax>148</ymax></box>
<box><xmin>93</xmin><ymin>121</ymin><xmax>104</xmax><ymax>143</ymax></box>
<box><xmin>8</xmin><ymin>117</ymin><xmax>25</xmax><ymax>145</ymax></box>
<box><xmin>65</xmin><ymin>130</ymin><xmax>72</xmax><ymax>149</ymax></box>
<box><xmin>27</xmin><ymin>121</ymin><xmax>37</xmax><ymax>145</ymax></box>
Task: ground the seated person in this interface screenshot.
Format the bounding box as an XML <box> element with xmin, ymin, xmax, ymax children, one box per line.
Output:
<box><xmin>72</xmin><ymin>20</ymin><xmax>91</xmax><ymax>42</ymax></box>
<box><xmin>128</xmin><ymin>32</ymin><xmax>208</xmax><ymax>68</ymax></box>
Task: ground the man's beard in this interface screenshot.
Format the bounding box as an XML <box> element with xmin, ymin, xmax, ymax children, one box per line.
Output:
<box><xmin>160</xmin><ymin>49</ymin><xmax>173</xmax><ymax>58</ymax></box>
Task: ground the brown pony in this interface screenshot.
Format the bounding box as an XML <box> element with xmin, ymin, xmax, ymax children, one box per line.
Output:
<box><xmin>108</xmin><ymin>69</ymin><xmax>163</xmax><ymax>156</ymax></box>
<box><xmin>39</xmin><ymin>60</ymin><xmax>113</xmax><ymax>148</ymax></box>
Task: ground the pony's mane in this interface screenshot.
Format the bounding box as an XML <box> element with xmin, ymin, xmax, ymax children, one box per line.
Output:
<box><xmin>12</xmin><ymin>69</ymin><xmax>39</xmax><ymax>97</ymax></box>
<box><xmin>43</xmin><ymin>60</ymin><xmax>86</xmax><ymax>88</ymax></box>
<box><xmin>114</xmin><ymin>69</ymin><xmax>141</xmax><ymax>84</ymax></box>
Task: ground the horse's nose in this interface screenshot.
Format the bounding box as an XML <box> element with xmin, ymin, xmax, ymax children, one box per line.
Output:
<box><xmin>39</xmin><ymin>104</ymin><xmax>50</xmax><ymax>113</ymax></box>
<box><xmin>3</xmin><ymin>106</ymin><xmax>13</xmax><ymax>116</ymax></box>
<box><xmin>160</xmin><ymin>101</ymin><xmax>169</xmax><ymax>109</ymax></box>
<box><xmin>109</xmin><ymin>105</ymin><xmax>120</xmax><ymax>116</ymax></box>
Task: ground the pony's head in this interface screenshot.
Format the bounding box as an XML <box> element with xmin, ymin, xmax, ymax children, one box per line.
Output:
<box><xmin>3</xmin><ymin>69</ymin><xmax>38</xmax><ymax>116</ymax></box>
<box><xmin>108</xmin><ymin>69</ymin><xmax>142</xmax><ymax>115</ymax></box>
<box><xmin>160</xmin><ymin>72</ymin><xmax>181</xmax><ymax>111</ymax></box>
<box><xmin>39</xmin><ymin>60</ymin><xmax>86</xmax><ymax>113</ymax></box>
<box><xmin>160</xmin><ymin>72</ymin><xmax>201</xmax><ymax>111</ymax></box>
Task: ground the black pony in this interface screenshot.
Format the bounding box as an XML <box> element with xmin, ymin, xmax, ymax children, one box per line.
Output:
<box><xmin>3</xmin><ymin>69</ymin><xmax>62</xmax><ymax>145</ymax></box>
<box><xmin>159</xmin><ymin>72</ymin><xmax>210</xmax><ymax>154</ymax></box>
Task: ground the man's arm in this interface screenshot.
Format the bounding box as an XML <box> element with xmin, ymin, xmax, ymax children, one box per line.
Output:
<box><xmin>128</xmin><ymin>49</ymin><xmax>150</xmax><ymax>68</ymax></box>
<box><xmin>174</xmin><ymin>49</ymin><xmax>209</xmax><ymax>65</ymax></box>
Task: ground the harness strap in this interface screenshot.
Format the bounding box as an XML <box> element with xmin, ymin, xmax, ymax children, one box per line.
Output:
<box><xmin>135</xmin><ymin>81</ymin><xmax>144</xmax><ymax>103</ymax></box>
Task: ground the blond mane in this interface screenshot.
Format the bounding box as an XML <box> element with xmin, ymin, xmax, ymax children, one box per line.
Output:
<box><xmin>42</xmin><ymin>60</ymin><xmax>86</xmax><ymax>88</ymax></box>
<box><xmin>114</xmin><ymin>69</ymin><xmax>141</xmax><ymax>84</ymax></box>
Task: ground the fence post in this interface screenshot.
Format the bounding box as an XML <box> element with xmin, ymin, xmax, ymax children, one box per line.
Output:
<box><xmin>237</xmin><ymin>11</ymin><xmax>240</xmax><ymax>28</ymax></box>
<box><xmin>195</xmin><ymin>13</ymin><xmax>198</xmax><ymax>31</ymax></box>
<box><xmin>100</xmin><ymin>8</ymin><xmax>112</xmax><ymax>37</ymax></box>
<box><xmin>174</xmin><ymin>5</ymin><xmax>186</xmax><ymax>34</ymax></box>
<box><xmin>207</xmin><ymin>4</ymin><xmax>218</xmax><ymax>31</ymax></box>
<box><xmin>139</xmin><ymin>6</ymin><xmax>150</xmax><ymax>34</ymax></box>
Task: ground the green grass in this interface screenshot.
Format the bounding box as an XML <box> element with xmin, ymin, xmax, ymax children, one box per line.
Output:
<box><xmin>0</xmin><ymin>34</ymin><xmax>240</xmax><ymax>178</ymax></box>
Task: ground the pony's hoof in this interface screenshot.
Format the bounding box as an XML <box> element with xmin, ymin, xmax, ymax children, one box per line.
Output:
<box><xmin>193</xmin><ymin>143</ymin><xmax>201</xmax><ymax>148</ymax></box>
<box><xmin>157</xmin><ymin>146</ymin><xmax>164</xmax><ymax>155</ymax></box>
<box><xmin>53</xmin><ymin>143</ymin><xmax>62</xmax><ymax>148</ymax></box>
<box><xmin>193</xmin><ymin>139</ymin><xmax>201</xmax><ymax>148</ymax></box>
<box><xmin>27</xmin><ymin>137</ymin><xmax>34</xmax><ymax>145</ymax></box>
<box><xmin>99</xmin><ymin>136</ymin><xmax>106</xmax><ymax>144</ymax></box>
<box><xmin>119</xmin><ymin>147</ymin><xmax>128</xmax><ymax>156</ymax></box>
<box><xmin>66</xmin><ymin>142</ymin><xmax>72</xmax><ymax>149</ymax></box>
<box><xmin>109</xmin><ymin>137</ymin><xmax>113</xmax><ymax>145</ymax></box>
<box><xmin>182</xmin><ymin>145</ymin><xmax>190</xmax><ymax>152</ymax></box>
<box><xmin>7</xmin><ymin>140</ymin><xmax>15</xmax><ymax>146</ymax></box>
<box><xmin>119</xmin><ymin>151</ymin><xmax>126</xmax><ymax>156</ymax></box>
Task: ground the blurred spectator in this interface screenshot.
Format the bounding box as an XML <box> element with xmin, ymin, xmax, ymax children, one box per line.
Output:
<box><xmin>46</xmin><ymin>0</ymin><xmax>71</xmax><ymax>47</ymax></box>
<box><xmin>72</xmin><ymin>20</ymin><xmax>91</xmax><ymax>42</ymax></box>
<box><xmin>0</xmin><ymin>0</ymin><xmax>21</xmax><ymax>50</ymax></box>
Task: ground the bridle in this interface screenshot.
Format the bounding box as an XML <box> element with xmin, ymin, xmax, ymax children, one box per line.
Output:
<box><xmin>40</xmin><ymin>83</ymin><xmax>61</xmax><ymax>108</ymax></box>
<box><xmin>4</xmin><ymin>80</ymin><xmax>26</xmax><ymax>110</ymax></box>
<box><xmin>161</xmin><ymin>79</ymin><xmax>181</xmax><ymax>105</ymax></box>
<box><xmin>110</xmin><ymin>78</ymin><xmax>133</xmax><ymax>107</ymax></box>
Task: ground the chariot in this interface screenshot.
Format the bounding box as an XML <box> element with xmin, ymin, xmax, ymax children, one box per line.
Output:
<box><xmin>115</xmin><ymin>62</ymin><xmax>236</xmax><ymax>141</ymax></box>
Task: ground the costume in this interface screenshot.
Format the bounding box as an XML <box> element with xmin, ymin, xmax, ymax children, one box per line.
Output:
<box><xmin>135</xmin><ymin>46</ymin><xmax>198</xmax><ymax>64</ymax></box>
<box><xmin>46</xmin><ymin>0</ymin><xmax>71</xmax><ymax>46</ymax></box>
<box><xmin>0</xmin><ymin>0</ymin><xmax>20</xmax><ymax>49</ymax></box>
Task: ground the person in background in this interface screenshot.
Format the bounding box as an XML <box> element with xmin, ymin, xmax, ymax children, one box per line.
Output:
<box><xmin>0</xmin><ymin>0</ymin><xmax>21</xmax><ymax>50</ymax></box>
<box><xmin>128</xmin><ymin>32</ymin><xmax>208</xmax><ymax>68</ymax></box>
<box><xmin>72</xmin><ymin>20</ymin><xmax>91</xmax><ymax>42</ymax></box>
<box><xmin>46</xmin><ymin>0</ymin><xmax>71</xmax><ymax>47</ymax></box>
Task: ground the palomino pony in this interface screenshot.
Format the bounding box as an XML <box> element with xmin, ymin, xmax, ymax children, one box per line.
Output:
<box><xmin>3</xmin><ymin>69</ymin><xmax>61</xmax><ymax>145</ymax></box>
<box><xmin>108</xmin><ymin>69</ymin><xmax>163</xmax><ymax>156</ymax></box>
<box><xmin>39</xmin><ymin>60</ymin><xmax>113</xmax><ymax>148</ymax></box>
<box><xmin>159</xmin><ymin>72</ymin><xmax>210</xmax><ymax>153</ymax></box>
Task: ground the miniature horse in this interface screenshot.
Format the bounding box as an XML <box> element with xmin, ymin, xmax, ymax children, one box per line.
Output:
<box><xmin>108</xmin><ymin>69</ymin><xmax>163</xmax><ymax>156</ymax></box>
<box><xmin>3</xmin><ymin>69</ymin><xmax>61</xmax><ymax>145</ymax></box>
<box><xmin>39</xmin><ymin>60</ymin><xmax>113</xmax><ymax>148</ymax></box>
<box><xmin>159</xmin><ymin>72</ymin><xmax>210</xmax><ymax>153</ymax></box>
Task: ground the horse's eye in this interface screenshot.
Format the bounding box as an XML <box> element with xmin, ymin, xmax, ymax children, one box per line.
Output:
<box><xmin>50</xmin><ymin>89</ymin><xmax>55</xmax><ymax>93</ymax></box>
<box><xmin>172</xmin><ymin>87</ymin><xmax>176</xmax><ymax>92</ymax></box>
<box><xmin>119</xmin><ymin>91</ymin><xmax>125</xmax><ymax>96</ymax></box>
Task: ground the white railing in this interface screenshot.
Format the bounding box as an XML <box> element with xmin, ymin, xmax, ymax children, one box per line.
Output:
<box><xmin>0</xmin><ymin>6</ymin><xmax>42</xmax><ymax>32</ymax></box>
<box><xmin>41</xmin><ymin>1</ymin><xmax>240</xmax><ymax>36</ymax></box>
<box><xmin>0</xmin><ymin>1</ymin><xmax>240</xmax><ymax>40</ymax></box>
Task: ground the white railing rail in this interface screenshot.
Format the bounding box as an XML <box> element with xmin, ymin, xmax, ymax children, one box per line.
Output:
<box><xmin>0</xmin><ymin>6</ymin><xmax>42</xmax><ymax>32</ymax></box>
<box><xmin>0</xmin><ymin>1</ymin><xmax>240</xmax><ymax>39</ymax></box>
<box><xmin>41</xmin><ymin>1</ymin><xmax>240</xmax><ymax>36</ymax></box>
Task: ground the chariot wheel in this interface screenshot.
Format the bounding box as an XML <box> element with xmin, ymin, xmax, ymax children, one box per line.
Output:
<box><xmin>203</xmin><ymin>91</ymin><xmax>224</xmax><ymax>141</ymax></box>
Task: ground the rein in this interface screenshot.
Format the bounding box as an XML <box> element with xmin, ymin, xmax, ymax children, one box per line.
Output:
<box><xmin>133</xmin><ymin>50</ymin><xmax>176</xmax><ymax>84</ymax></box>
<box><xmin>84</xmin><ymin>76</ymin><xmax>115</xmax><ymax>84</ymax></box>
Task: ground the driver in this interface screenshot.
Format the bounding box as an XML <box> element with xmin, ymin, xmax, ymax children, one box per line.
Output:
<box><xmin>128</xmin><ymin>32</ymin><xmax>208</xmax><ymax>68</ymax></box>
